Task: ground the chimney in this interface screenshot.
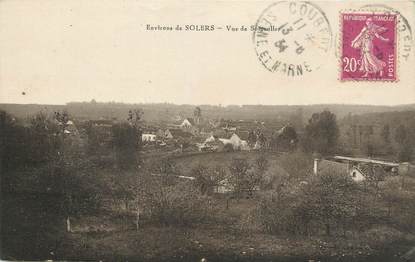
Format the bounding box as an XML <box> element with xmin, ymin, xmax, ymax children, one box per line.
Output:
<box><xmin>346</xmin><ymin>161</ymin><xmax>352</xmax><ymax>173</ymax></box>
<box><xmin>313</xmin><ymin>158</ymin><xmax>320</xmax><ymax>175</ymax></box>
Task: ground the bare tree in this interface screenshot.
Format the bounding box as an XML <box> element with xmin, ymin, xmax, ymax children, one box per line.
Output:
<box><xmin>228</xmin><ymin>158</ymin><xmax>262</xmax><ymax>198</ymax></box>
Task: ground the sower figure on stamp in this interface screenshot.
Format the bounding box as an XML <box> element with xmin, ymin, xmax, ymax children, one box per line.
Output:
<box><xmin>351</xmin><ymin>18</ymin><xmax>389</xmax><ymax>77</ymax></box>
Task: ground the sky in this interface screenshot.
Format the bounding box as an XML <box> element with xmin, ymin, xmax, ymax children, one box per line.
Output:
<box><xmin>0</xmin><ymin>0</ymin><xmax>414</xmax><ymax>106</ymax></box>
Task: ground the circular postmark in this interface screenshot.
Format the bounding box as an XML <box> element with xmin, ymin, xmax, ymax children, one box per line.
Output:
<box><xmin>359</xmin><ymin>4</ymin><xmax>412</xmax><ymax>63</ymax></box>
<box><xmin>253</xmin><ymin>1</ymin><xmax>332</xmax><ymax>76</ymax></box>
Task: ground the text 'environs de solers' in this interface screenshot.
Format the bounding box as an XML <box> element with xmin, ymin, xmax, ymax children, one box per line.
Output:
<box><xmin>146</xmin><ymin>24</ymin><xmax>278</xmax><ymax>32</ymax></box>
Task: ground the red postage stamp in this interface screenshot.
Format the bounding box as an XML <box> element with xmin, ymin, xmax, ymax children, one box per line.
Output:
<box><xmin>340</xmin><ymin>13</ymin><xmax>397</xmax><ymax>81</ymax></box>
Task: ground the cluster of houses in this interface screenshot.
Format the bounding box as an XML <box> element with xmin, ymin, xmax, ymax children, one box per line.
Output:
<box><xmin>57</xmin><ymin>115</ymin><xmax>284</xmax><ymax>154</ymax></box>
<box><xmin>141</xmin><ymin>117</ymin><xmax>273</xmax><ymax>152</ymax></box>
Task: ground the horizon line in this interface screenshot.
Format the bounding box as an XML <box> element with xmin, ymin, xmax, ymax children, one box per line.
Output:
<box><xmin>1</xmin><ymin>101</ymin><xmax>415</xmax><ymax>108</ymax></box>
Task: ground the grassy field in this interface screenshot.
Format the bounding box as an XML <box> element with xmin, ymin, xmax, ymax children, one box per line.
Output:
<box><xmin>3</xmin><ymin>151</ymin><xmax>415</xmax><ymax>261</ymax></box>
<box><xmin>16</xmin><ymin>197</ymin><xmax>412</xmax><ymax>262</ymax></box>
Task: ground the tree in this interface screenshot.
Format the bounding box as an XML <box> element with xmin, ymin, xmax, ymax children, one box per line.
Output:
<box><xmin>255</xmin><ymin>154</ymin><xmax>269</xmax><ymax>176</ymax></box>
<box><xmin>254</xmin><ymin>167</ymin><xmax>367</xmax><ymax>236</ymax></box>
<box><xmin>223</xmin><ymin>143</ymin><xmax>234</xmax><ymax>152</ymax></box>
<box><xmin>112</xmin><ymin>122</ymin><xmax>141</xmax><ymax>170</ymax></box>
<box><xmin>115</xmin><ymin>109</ymin><xmax>144</xmax><ymax>230</ymax></box>
<box><xmin>272</xmin><ymin>125</ymin><xmax>298</xmax><ymax>152</ymax></box>
<box><xmin>255</xmin><ymin>154</ymin><xmax>269</xmax><ymax>189</ymax></box>
<box><xmin>27</xmin><ymin>112</ymin><xmax>61</xmax><ymax>166</ymax></box>
<box><xmin>303</xmin><ymin>169</ymin><xmax>361</xmax><ymax>236</ymax></box>
<box><xmin>53</xmin><ymin>110</ymin><xmax>103</xmax><ymax>233</ymax></box>
<box><xmin>192</xmin><ymin>164</ymin><xmax>225</xmax><ymax>195</ymax></box>
<box><xmin>381</xmin><ymin>124</ymin><xmax>391</xmax><ymax>143</ymax></box>
<box><xmin>247</xmin><ymin>130</ymin><xmax>257</xmax><ymax>147</ymax></box>
<box><xmin>193</xmin><ymin>106</ymin><xmax>202</xmax><ymax>124</ymax></box>
<box><xmin>397</xmin><ymin>143</ymin><xmax>413</xmax><ymax>162</ymax></box>
<box><xmin>303</xmin><ymin>110</ymin><xmax>339</xmax><ymax>155</ymax></box>
<box><xmin>127</xmin><ymin>109</ymin><xmax>144</xmax><ymax>127</ymax></box>
<box><xmin>257</xmin><ymin>132</ymin><xmax>267</xmax><ymax>149</ymax></box>
<box><xmin>110</xmin><ymin>172</ymin><xmax>136</xmax><ymax>210</ymax></box>
<box><xmin>57</xmin><ymin>155</ymin><xmax>104</xmax><ymax>233</ymax></box>
<box><xmin>145</xmin><ymin>179</ymin><xmax>211</xmax><ymax>226</ymax></box>
<box><xmin>382</xmin><ymin>176</ymin><xmax>415</xmax><ymax>227</ymax></box>
<box><xmin>278</xmin><ymin>151</ymin><xmax>313</xmax><ymax>182</ymax></box>
<box><xmin>1</xmin><ymin>111</ymin><xmax>59</xmax><ymax>171</ymax></box>
<box><xmin>84</xmin><ymin>121</ymin><xmax>101</xmax><ymax>154</ymax></box>
<box><xmin>394</xmin><ymin>125</ymin><xmax>413</xmax><ymax>162</ymax></box>
<box><xmin>150</xmin><ymin>157</ymin><xmax>178</xmax><ymax>186</ymax></box>
<box><xmin>229</xmin><ymin>158</ymin><xmax>261</xmax><ymax>197</ymax></box>
<box><xmin>133</xmin><ymin>164</ymin><xmax>212</xmax><ymax>227</ymax></box>
<box><xmin>394</xmin><ymin>125</ymin><xmax>407</xmax><ymax>145</ymax></box>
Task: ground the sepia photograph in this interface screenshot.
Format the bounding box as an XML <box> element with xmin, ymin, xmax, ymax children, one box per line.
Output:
<box><xmin>1</xmin><ymin>0</ymin><xmax>415</xmax><ymax>261</ymax></box>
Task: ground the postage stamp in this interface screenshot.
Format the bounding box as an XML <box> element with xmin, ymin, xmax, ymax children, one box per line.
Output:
<box><xmin>253</xmin><ymin>1</ymin><xmax>332</xmax><ymax>76</ymax></box>
<box><xmin>340</xmin><ymin>13</ymin><xmax>397</xmax><ymax>81</ymax></box>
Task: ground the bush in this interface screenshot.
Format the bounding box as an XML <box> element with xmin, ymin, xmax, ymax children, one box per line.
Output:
<box><xmin>223</xmin><ymin>143</ymin><xmax>234</xmax><ymax>152</ymax></box>
<box><xmin>254</xmin><ymin>168</ymin><xmax>366</xmax><ymax>236</ymax></box>
<box><xmin>277</xmin><ymin>151</ymin><xmax>313</xmax><ymax>181</ymax></box>
<box><xmin>253</xmin><ymin>180</ymin><xmax>301</xmax><ymax>235</ymax></box>
<box><xmin>143</xmin><ymin>179</ymin><xmax>213</xmax><ymax>226</ymax></box>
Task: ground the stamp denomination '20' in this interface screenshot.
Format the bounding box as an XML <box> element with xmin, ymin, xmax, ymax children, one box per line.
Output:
<box><xmin>253</xmin><ymin>1</ymin><xmax>332</xmax><ymax>76</ymax></box>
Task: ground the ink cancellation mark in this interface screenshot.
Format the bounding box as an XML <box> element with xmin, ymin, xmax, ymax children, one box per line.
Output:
<box><xmin>340</xmin><ymin>12</ymin><xmax>397</xmax><ymax>81</ymax></box>
<box><xmin>253</xmin><ymin>1</ymin><xmax>332</xmax><ymax>76</ymax></box>
<box><xmin>361</xmin><ymin>4</ymin><xmax>412</xmax><ymax>63</ymax></box>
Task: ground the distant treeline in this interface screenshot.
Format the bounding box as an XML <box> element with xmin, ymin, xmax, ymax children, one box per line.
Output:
<box><xmin>1</xmin><ymin>101</ymin><xmax>415</xmax><ymax>123</ymax></box>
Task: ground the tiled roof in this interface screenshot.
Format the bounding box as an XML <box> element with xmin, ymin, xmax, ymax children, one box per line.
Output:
<box><xmin>168</xmin><ymin>129</ymin><xmax>192</xmax><ymax>138</ymax></box>
<box><xmin>318</xmin><ymin>159</ymin><xmax>349</xmax><ymax>175</ymax></box>
<box><xmin>186</xmin><ymin>118</ymin><xmax>195</xmax><ymax>125</ymax></box>
<box><xmin>355</xmin><ymin>164</ymin><xmax>387</xmax><ymax>179</ymax></box>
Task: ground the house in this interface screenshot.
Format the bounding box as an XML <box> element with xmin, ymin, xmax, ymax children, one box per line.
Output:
<box><xmin>236</xmin><ymin>130</ymin><xmax>250</xmax><ymax>141</ymax></box>
<box><xmin>213</xmin><ymin>178</ymin><xmax>260</xmax><ymax>194</ymax></box>
<box><xmin>313</xmin><ymin>156</ymin><xmax>402</xmax><ymax>182</ymax></box>
<box><xmin>204</xmin><ymin>138</ymin><xmax>225</xmax><ymax>152</ymax></box>
<box><xmin>142</xmin><ymin>133</ymin><xmax>157</xmax><ymax>142</ymax></box>
<box><xmin>165</xmin><ymin>128</ymin><xmax>193</xmax><ymax>139</ymax></box>
<box><xmin>313</xmin><ymin>159</ymin><xmax>365</xmax><ymax>182</ymax></box>
<box><xmin>332</xmin><ymin>155</ymin><xmax>411</xmax><ymax>176</ymax></box>
<box><xmin>214</xmin><ymin>179</ymin><xmax>234</xmax><ymax>194</ymax></box>
<box><xmin>240</xmin><ymin>140</ymin><xmax>250</xmax><ymax>151</ymax></box>
<box><xmin>226</xmin><ymin>133</ymin><xmax>241</xmax><ymax>145</ymax></box>
<box><xmin>196</xmin><ymin>135</ymin><xmax>224</xmax><ymax>152</ymax></box>
<box><xmin>180</xmin><ymin>118</ymin><xmax>199</xmax><ymax>135</ymax></box>
<box><xmin>212</xmin><ymin>129</ymin><xmax>227</xmax><ymax>138</ymax></box>
<box><xmin>180</xmin><ymin>118</ymin><xmax>195</xmax><ymax>128</ymax></box>
<box><xmin>164</xmin><ymin>129</ymin><xmax>174</xmax><ymax>139</ymax></box>
<box><xmin>63</xmin><ymin>120</ymin><xmax>81</xmax><ymax>138</ymax></box>
<box><xmin>219</xmin><ymin>135</ymin><xmax>237</xmax><ymax>149</ymax></box>
<box><xmin>204</xmin><ymin>135</ymin><xmax>216</xmax><ymax>144</ymax></box>
<box><xmin>253</xmin><ymin>140</ymin><xmax>262</xmax><ymax>150</ymax></box>
<box><xmin>219</xmin><ymin>133</ymin><xmax>250</xmax><ymax>151</ymax></box>
<box><xmin>223</xmin><ymin>126</ymin><xmax>237</xmax><ymax>132</ymax></box>
<box><xmin>173</xmin><ymin>115</ymin><xmax>183</xmax><ymax>122</ymax></box>
<box><xmin>156</xmin><ymin>129</ymin><xmax>166</xmax><ymax>139</ymax></box>
<box><xmin>89</xmin><ymin>119</ymin><xmax>114</xmax><ymax>127</ymax></box>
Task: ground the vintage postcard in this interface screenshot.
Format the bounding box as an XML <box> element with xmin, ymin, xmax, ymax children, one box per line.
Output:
<box><xmin>1</xmin><ymin>0</ymin><xmax>415</xmax><ymax>261</ymax></box>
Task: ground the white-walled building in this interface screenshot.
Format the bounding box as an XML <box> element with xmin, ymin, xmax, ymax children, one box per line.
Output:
<box><xmin>142</xmin><ymin>134</ymin><xmax>157</xmax><ymax>142</ymax></box>
<box><xmin>313</xmin><ymin>156</ymin><xmax>403</xmax><ymax>182</ymax></box>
